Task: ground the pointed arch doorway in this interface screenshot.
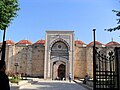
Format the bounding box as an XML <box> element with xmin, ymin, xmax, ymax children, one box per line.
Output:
<box><xmin>52</xmin><ymin>61</ymin><xmax>67</xmax><ymax>80</ymax></box>
<box><xmin>58</xmin><ymin>64</ymin><xmax>66</xmax><ymax>80</ymax></box>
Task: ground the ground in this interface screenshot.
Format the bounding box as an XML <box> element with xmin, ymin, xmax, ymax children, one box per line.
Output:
<box><xmin>11</xmin><ymin>79</ymin><xmax>88</xmax><ymax>90</ymax></box>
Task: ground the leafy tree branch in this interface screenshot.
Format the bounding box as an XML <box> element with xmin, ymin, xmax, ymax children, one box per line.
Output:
<box><xmin>0</xmin><ymin>0</ymin><xmax>20</xmax><ymax>30</ymax></box>
<box><xmin>105</xmin><ymin>10</ymin><xmax>120</xmax><ymax>32</ymax></box>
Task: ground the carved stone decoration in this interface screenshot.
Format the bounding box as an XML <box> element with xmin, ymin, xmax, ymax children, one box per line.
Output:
<box><xmin>44</xmin><ymin>31</ymin><xmax>74</xmax><ymax>80</ymax></box>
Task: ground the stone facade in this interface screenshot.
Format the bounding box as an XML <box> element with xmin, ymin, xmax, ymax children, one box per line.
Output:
<box><xmin>44</xmin><ymin>31</ymin><xmax>74</xmax><ymax>80</ymax></box>
<box><xmin>74</xmin><ymin>45</ymin><xmax>87</xmax><ymax>78</ymax></box>
<box><xmin>0</xmin><ymin>31</ymin><xmax>120</xmax><ymax>80</ymax></box>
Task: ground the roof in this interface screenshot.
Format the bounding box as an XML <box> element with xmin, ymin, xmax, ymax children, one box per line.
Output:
<box><xmin>75</xmin><ymin>40</ymin><xmax>86</xmax><ymax>45</ymax></box>
<box><xmin>87</xmin><ymin>41</ymin><xmax>103</xmax><ymax>46</ymax></box>
<box><xmin>105</xmin><ymin>41</ymin><xmax>120</xmax><ymax>46</ymax></box>
<box><xmin>6</xmin><ymin>40</ymin><xmax>15</xmax><ymax>45</ymax></box>
<box><xmin>34</xmin><ymin>40</ymin><xmax>45</xmax><ymax>44</ymax></box>
<box><xmin>16</xmin><ymin>40</ymin><xmax>32</xmax><ymax>44</ymax></box>
<box><xmin>0</xmin><ymin>42</ymin><xmax>2</xmax><ymax>45</ymax></box>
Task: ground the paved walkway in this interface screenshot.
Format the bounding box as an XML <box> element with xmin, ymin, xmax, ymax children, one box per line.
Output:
<box><xmin>73</xmin><ymin>80</ymin><xmax>93</xmax><ymax>90</ymax></box>
<box><xmin>18</xmin><ymin>79</ymin><xmax>88</xmax><ymax>90</ymax></box>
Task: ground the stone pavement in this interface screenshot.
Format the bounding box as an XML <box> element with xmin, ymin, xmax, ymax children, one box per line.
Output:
<box><xmin>73</xmin><ymin>80</ymin><xmax>93</xmax><ymax>90</ymax></box>
<box><xmin>11</xmin><ymin>78</ymin><xmax>89</xmax><ymax>90</ymax></box>
<box><xmin>10</xmin><ymin>83</ymin><xmax>19</xmax><ymax>90</ymax></box>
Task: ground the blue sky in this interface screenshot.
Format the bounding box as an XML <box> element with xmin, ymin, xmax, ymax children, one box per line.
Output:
<box><xmin>0</xmin><ymin>0</ymin><xmax>120</xmax><ymax>44</ymax></box>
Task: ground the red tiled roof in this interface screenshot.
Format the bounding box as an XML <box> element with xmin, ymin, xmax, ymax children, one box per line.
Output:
<box><xmin>16</xmin><ymin>40</ymin><xmax>32</xmax><ymax>44</ymax></box>
<box><xmin>6</xmin><ymin>40</ymin><xmax>15</xmax><ymax>45</ymax></box>
<box><xmin>105</xmin><ymin>41</ymin><xmax>120</xmax><ymax>46</ymax></box>
<box><xmin>34</xmin><ymin>40</ymin><xmax>45</xmax><ymax>44</ymax></box>
<box><xmin>87</xmin><ymin>41</ymin><xmax>103</xmax><ymax>46</ymax></box>
<box><xmin>75</xmin><ymin>40</ymin><xmax>86</xmax><ymax>45</ymax></box>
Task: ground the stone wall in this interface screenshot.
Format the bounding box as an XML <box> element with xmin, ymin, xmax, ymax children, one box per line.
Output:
<box><xmin>74</xmin><ymin>45</ymin><xmax>87</xmax><ymax>78</ymax></box>
<box><xmin>6</xmin><ymin>45</ymin><xmax>15</xmax><ymax>74</ymax></box>
<box><xmin>15</xmin><ymin>45</ymin><xmax>28</xmax><ymax>75</ymax></box>
<box><xmin>86</xmin><ymin>47</ymin><xmax>93</xmax><ymax>78</ymax></box>
<box><xmin>31</xmin><ymin>44</ymin><xmax>45</xmax><ymax>77</ymax></box>
<box><xmin>5</xmin><ymin>44</ymin><xmax>45</xmax><ymax>77</ymax></box>
<box><xmin>3</xmin><ymin>40</ymin><xmax>120</xmax><ymax>80</ymax></box>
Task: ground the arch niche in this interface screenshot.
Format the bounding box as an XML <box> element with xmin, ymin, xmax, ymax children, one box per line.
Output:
<box><xmin>50</xmin><ymin>39</ymin><xmax>69</xmax><ymax>80</ymax></box>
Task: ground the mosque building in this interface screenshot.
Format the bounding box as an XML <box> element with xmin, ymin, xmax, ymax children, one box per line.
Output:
<box><xmin>1</xmin><ymin>31</ymin><xmax>120</xmax><ymax>80</ymax></box>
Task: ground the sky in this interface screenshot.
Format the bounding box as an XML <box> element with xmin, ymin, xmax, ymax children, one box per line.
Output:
<box><xmin>0</xmin><ymin>0</ymin><xmax>120</xmax><ymax>44</ymax></box>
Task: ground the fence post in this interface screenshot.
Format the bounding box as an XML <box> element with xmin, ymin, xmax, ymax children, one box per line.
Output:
<box><xmin>93</xmin><ymin>29</ymin><xmax>96</xmax><ymax>90</ymax></box>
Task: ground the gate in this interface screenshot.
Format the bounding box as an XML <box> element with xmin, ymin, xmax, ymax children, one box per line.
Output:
<box><xmin>93</xmin><ymin>30</ymin><xmax>119</xmax><ymax>90</ymax></box>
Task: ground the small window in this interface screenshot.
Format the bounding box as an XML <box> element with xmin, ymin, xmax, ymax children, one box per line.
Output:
<box><xmin>58</xmin><ymin>45</ymin><xmax>62</xmax><ymax>49</ymax></box>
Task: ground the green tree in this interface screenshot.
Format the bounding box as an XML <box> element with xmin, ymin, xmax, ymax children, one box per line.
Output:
<box><xmin>0</xmin><ymin>0</ymin><xmax>19</xmax><ymax>61</ymax></box>
<box><xmin>105</xmin><ymin>10</ymin><xmax>120</xmax><ymax>32</ymax></box>
<box><xmin>0</xmin><ymin>0</ymin><xmax>19</xmax><ymax>31</ymax></box>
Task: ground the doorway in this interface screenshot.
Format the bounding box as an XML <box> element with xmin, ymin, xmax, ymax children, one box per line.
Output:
<box><xmin>58</xmin><ymin>64</ymin><xmax>66</xmax><ymax>80</ymax></box>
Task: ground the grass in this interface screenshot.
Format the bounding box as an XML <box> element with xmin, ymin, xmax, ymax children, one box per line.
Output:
<box><xmin>9</xmin><ymin>76</ymin><xmax>21</xmax><ymax>83</ymax></box>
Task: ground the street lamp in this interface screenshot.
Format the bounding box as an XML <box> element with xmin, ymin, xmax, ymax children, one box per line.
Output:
<box><xmin>93</xmin><ymin>29</ymin><xmax>96</xmax><ymax>90</ymax></box>
<box><xmin>14</xmin><ymin>63</ymin><xmax>19</xmax><ymax>74</ymax></box>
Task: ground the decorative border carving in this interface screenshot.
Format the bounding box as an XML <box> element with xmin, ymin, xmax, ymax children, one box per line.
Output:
<box><xmin>49</xmin><ymin>38</ymin><xmax>70</xmax><ymax>51</ymax></box>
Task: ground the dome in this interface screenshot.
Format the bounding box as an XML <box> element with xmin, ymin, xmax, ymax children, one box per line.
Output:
<box><xmin>34</xmin><ymin>40</ymin><xmax>45</xmax><ymax>44</ymax></box>
<box><xmin>16</xmin><ymin>40</ymin><xmax>32</xmax><ymax>45</ymax></box>
<box><xmin>6</xmin><ymin>40</ymin><xmax>15</xmax><ymax>45</ymax></box>
<box><xmin>75</xmin><ymin>40</ymin><xmax>86</xmax><ymax>45</ymax></box>
<box><xmin>105</xmin><ymin>41</ymin><xmax>120</xmax><ymax>46</ymax></box>
<box><xmin>87</xmin><ymin>41</ymin><xmax>103</xmax><ymax>46</ymax></box>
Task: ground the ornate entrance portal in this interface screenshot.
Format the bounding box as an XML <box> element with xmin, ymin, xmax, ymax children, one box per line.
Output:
<box><xmin>44</xmin><ymin>31</ymin><xmax>74</xmax><ymax>80</ymax></box>
<box><xmin>51</xmin><ymin>40</ymin><xmax>68</xmax><ymax>80</ymax></box>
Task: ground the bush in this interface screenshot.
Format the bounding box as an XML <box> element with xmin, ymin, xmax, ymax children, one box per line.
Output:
<box><xmin>9</xmin><ymin>76</ymin><xmax>21</xmax><ymax>84</ymax></box>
